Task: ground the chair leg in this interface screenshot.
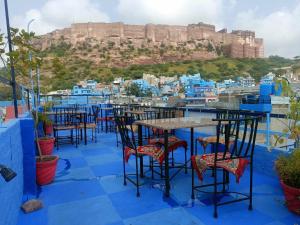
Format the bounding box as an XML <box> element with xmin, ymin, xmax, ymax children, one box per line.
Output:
<box><xmin>191</xmin><ymin>158</ymin><xmax>195</xmax><ymax>199</ymax></box>
<box><xmin>213</xmin><ymin>166</ymin><xmax>218</xmax><ymax>218</ymax></box>
<box><xmin>184</xmin><ymin>148</ymin><xmax>187</xmax><ymax>174</ymax></box>
<box><xmin>75</xmin><ymin>129</ymin><xmax>78</xmax><ymax>148</ymax></box>
<box><xmin>55</xmin><ymin>130</ymin><xmax>59</xmax><ymax>150</ymax></box>
<box><xmin>222</xmin><ymin>169</ymin><xmax>226</xmax><ymax>192</ymax></box>
<box><xmin>249</xmin><ymin>160</ymin><xmax>253</xmax><ymax>210</ymax></box>
<box><xmin>116</xmin><ymin>128</ymin><xmax>119</xmax><ymax>147</ymax></box>
<box><xmin>94</xmin><ymin>128</ymin><xmax>97</xmax><ymax>143</ymax></box>
<box><xmin>150</xmin><ymin>157</ymin><xmax>154</xmax><ymax>179</ymax></box>
<box><xmin>135</xmin><ymin>155</ymin><xmax>140</xmax><ymax>197</ymax></box>
<box><xmin>122</xmin><ymin>147</ymin><xmax>127</xmax><ymax>186</ymax></box>
<box><xmin>71</xmin><ymin>129</ymin><xmax>74</xmax><ymax>144</ymax></box>
<box><xmin>171</xmin><ymin>150</ymin><xmax>174</xmax><ymax>167</ymax></box>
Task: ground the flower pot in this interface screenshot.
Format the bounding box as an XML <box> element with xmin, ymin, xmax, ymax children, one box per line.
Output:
<box><xmin>37</xmin><ymin>137</ymin><xmax>55</xmax><ymax>155</ymax></box>
<box><xmin>280</xmin><ymin>180</ymin><xmax>300</xmax><ymax>215</ymax></box>
<box><xmin>36</xmin><ymin>155</ymin><xmax>59</xmax><ymax>186</ymax></box>
<box><xmin>44</xmin><ymin>123</ymin><xmax>53</xmax><ymax>136</ymax></box>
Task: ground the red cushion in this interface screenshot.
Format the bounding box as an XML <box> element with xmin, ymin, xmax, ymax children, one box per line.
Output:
<box><xmin>125</xmin><ymin>145</ymin><xmax>164</xmax><ymax>164</ymax></box>
<box><xmin>191</xmin><ymin>153</ymin><xmax>249</xmax><ymax>183</ymax></box>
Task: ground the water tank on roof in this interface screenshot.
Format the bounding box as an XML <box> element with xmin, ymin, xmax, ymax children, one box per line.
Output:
<box><xmin>260</xmin><ymin>84</ymin><xmax>273</xmax><ymax>96</ymax></box>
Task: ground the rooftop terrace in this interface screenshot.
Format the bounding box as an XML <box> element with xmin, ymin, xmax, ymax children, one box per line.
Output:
<box><xmin>12</xmin><ymin>129</ymin><xmax>299</xmax><ymax>225</ymax></box>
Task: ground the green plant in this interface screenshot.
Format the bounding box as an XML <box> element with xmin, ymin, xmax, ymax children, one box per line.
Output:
<box><xmin>43</xmin><ymin>101</ymin><xmax>54</xmax><ymax>112</ymax></box>
<box><xmin>273</xmin><ymin>97</ymin><xmax>300</xmax><ymax>149</ymax></box>
<box><xmin>38</xmin><ymin>112</ymin><xmax>52</xmax><ymax>126</ymax></box>
<box><xmin>275</xmin><ymin>149</ymin><xmax>300</xmax><ymax>188</ymax></box>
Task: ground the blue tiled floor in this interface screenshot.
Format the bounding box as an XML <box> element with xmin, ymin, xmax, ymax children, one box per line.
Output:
<box><xmin>17</xmin><ymin>132</ymin><xmax>300</xmax><ymax>225</ymax></box>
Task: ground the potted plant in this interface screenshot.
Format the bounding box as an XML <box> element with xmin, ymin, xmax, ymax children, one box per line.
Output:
<box><xmin>36</xmin><ymin>112</ymin><xmax>55</xmax><ymax>155</ymax></box>
<box><xmin>275</xmin><ymin>149</ymin><xmax>300</xmax><ymax>214</ymax></box>
<box><xmin>42</xmin><ymin>101</ymin><xmax>54</xmax><ymax>135</ymax></box>
<box><xmin>33</xmin><ymin>111</ymin><xmax>59</xmax><ymax>185</ymax></box>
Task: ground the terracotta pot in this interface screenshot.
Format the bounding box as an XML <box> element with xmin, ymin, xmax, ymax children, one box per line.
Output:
<box><xmin>36</xmin><ymin>155</ymin><xmax>59</xmax><ymax>186</ymax></box>
<box><xmin>280</xmin><ymin>180</ymin><xmax>300</xmax><ymax>215</ymax></box>
<box><xmin>44</xmin><ymin>123</ymin><xmax>53</xmax><ymax>135</ymax></box>
<box><xmin>37</xmin><ymin>137</ymin><xmax>55</xmax><ymax>155</ymax></box>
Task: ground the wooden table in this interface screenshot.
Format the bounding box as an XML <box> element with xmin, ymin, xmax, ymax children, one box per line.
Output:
<box><xmin>134</xmin><ymin>117</ymin><xmax>218</xmax><ymax>197</ymax></box>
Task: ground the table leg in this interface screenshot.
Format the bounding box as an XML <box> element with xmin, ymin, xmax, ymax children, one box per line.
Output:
<box><xmin>138</xmin><ymin>125</ymin><xmax>144</xmax><ymax>177</ymax></box>
<box><xmin>84</xmin><ymin>114</ymin><xmax>87</xmax><ymax>145</ymax></box>
<box><xmin>164</xmin><ymin>129</ymin><xmax>170</xmax><ymax>197</ymax></box>
<box><xmin>191</xmin><ymin>127</ymin><xmax>195</xmax><ymax>199</ymax></box>
<box><xmin>105</xmin><ymin>115</ymin><xmax>108</xmax><ymax>133</ymax></box>
<box><xmin>100</xmin><ymin>109</ymin><xmax>103</xmax><ymax>131</ymax></box>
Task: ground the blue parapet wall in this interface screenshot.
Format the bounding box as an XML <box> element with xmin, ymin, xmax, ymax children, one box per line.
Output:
<box><xmin>240</xmin><ymin>103</ymin><xmax>272</xmax><ymax>112</ymax></box>
<box><xmin>0</xmin><ymin>116</ymin><xmax>36</xmax><ymax>225</ymax></box>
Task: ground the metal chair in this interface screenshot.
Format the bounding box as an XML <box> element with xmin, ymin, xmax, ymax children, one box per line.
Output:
<box><xmin>195</xmin><ymin>109</ymin><xmax>242</xmax><ymax>154</ymax></box>
<box><xmin>191</xmin><ymin>115</ymin><xmax>260</xmax><ymax>218</ymax></box>
<box><xmin>53</xmin><ymin>108</ymin><xmax>80</xmax><ymax>149</ymax></box>
<box><xmin>115</xmin><ymin>114</ymin><xmax>164</xmax><ymax>197</ymax></box>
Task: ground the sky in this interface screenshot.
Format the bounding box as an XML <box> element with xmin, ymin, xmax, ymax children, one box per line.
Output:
<box><xmin>1</xmin><ymin>0</ymin><xmax>300</xmax><ymax>58</ymax></box>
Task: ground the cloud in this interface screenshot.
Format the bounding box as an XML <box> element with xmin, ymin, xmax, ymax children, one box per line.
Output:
<box><xmin>12</xmin><ymin>0</ymin><xmax>110</xmax><ymax>35</ymax></box>
<box><xmin>117</xmin><ymin>0</ymin><xmax>229</xmax><ymax>29</ymax></box>
<box><xmin>234</xmin><ymin>4</ymin><xmax>300</xmax><ymax>58</ymax></box>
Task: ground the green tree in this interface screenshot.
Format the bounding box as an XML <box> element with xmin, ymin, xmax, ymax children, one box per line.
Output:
<box><xmin>125</xmin><ymin>83</ymin><xmax>143</xmax><ymax>97</ymax></box>
<box><xmin>0</xmin><ymin>28</ymin><xmax>42</xmax><ymax>87</ymax></box>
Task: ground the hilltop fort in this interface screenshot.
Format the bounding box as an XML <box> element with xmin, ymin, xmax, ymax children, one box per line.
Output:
<box><xmin>37</xmin><ymin>22</ymin><xmax>264</xmax><ymax>66</ymax></box>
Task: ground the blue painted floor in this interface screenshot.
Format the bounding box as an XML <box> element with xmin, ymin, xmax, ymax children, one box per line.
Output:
<box><xmin>17</xmin><ymin>132</ymin><xmax>300</xmax><ymax>225</ymax></box>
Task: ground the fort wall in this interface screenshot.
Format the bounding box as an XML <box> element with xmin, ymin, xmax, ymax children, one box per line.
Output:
<box><xmin>39</xmin><ymin>22</ymin><xmax>264</xmax><ymax>58</ymax></box>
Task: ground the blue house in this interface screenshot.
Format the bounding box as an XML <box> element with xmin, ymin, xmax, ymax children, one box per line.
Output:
<box><xmin>180</xmin><ymin>74</ymin><xmax>216</xmax><ymax>98</ymax></box>
<box><xmin>72</xmin><ymin>85</ymin><xmax>92</xmax><ymax>95</ymax></box>
<box><xmin>132</xmin><ymin>79</ymin><xmax>160</xmax><ymax>96</ymax></box>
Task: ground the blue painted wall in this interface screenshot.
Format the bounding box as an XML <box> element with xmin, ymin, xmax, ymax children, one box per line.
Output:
<box><xmin>0</xmin><ymin>116</ymin><xmax>36</xmax><ymax>225</ymax></box>
<box><xmin>0</xmin><ymin>120</ymin><xmax>24</xmax><ymax>225</ymax></box>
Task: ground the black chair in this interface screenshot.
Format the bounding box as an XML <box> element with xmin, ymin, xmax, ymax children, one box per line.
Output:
<box><xmin>78</xmin><ymin>107</ymin><xmax>97</xmax><ymax>143</ymax></box>
<box><xmin>115</xmin><ymin>115</ymin><xmax>165</xmax><ymax>197</ymax></box>
<box><xmin>53</xmin><ymin>108</ymin><xmax>80</xmax><ymax>149</ymax></box>
<box><xmin>191</xmin><ymin>115</ymin><xmax>260</xmax><ymax>218</ymax></box>
<box><xmin>113</xmin><ymin>106</ymin><xmax>127</xmax><ymax>147</ymax></box>
<box><xmin>195</xmin><ymin>109</ymin><xmax>242</xmax><ymax>154</ymax></box>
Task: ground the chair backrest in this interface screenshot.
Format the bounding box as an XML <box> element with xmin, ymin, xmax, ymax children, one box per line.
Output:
<box><xmin>91</xmin><ymin>105</ymin><xmax>100</xmax><ymax>122</ymax></box>
<box><xmin>113</xmin><ymin>105</ymin><xmax>126</xmax><ymax>117</ymax></box>
<box><xmin>158</xmin><ymin>108</ymin><xmax>176</xmax><ymax>119</ymax></box>
<box><xmin>216</xmin><ymin>109</ymin><xmax>249</xmax><ymax>137</ymax></box>
<box><xmin>115</xmin><ymin>115</ymin><xmax>136</xmax><ymax>150</ymax></box>
<box><xmin>54</xmin><ymin>108</ymin><xmax>80</xmax><ymax>126</ymax></box>
<box><xmin>214</xmin><ymin>115</ymin><xmax>260</xmax><ymax>162</ymax></box>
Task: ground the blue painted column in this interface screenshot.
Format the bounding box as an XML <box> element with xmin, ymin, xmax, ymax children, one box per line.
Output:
<box><xmin>20</xmin><ymin>117</ymin><xmax>37</xmax><ymax>196</ymax></box>
<box><xmin>266</xmin><ymin>112</ymin><xmax>270</xmax><ymax>146</ymax></box>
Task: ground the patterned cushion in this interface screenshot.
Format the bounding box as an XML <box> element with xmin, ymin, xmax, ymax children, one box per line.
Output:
<box><xmin>191</xmin><ymin>153</ymin><xmax>249</xmax><ymax>183</ymax></box>
<box><xmin>148</xmin><ymin>136</ymin><xmax>187</xmax><ymax>152</ymax></box>
<box><xmin>124</xmin><ymin>145</ymin><xmax>164</xmax><ymax>164</ymax></box>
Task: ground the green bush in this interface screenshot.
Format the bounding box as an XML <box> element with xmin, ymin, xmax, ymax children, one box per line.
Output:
<box><xmin>275</xmin><ymin>149</ymin><xmax>300</xmax><ymax>188</ymax></box>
